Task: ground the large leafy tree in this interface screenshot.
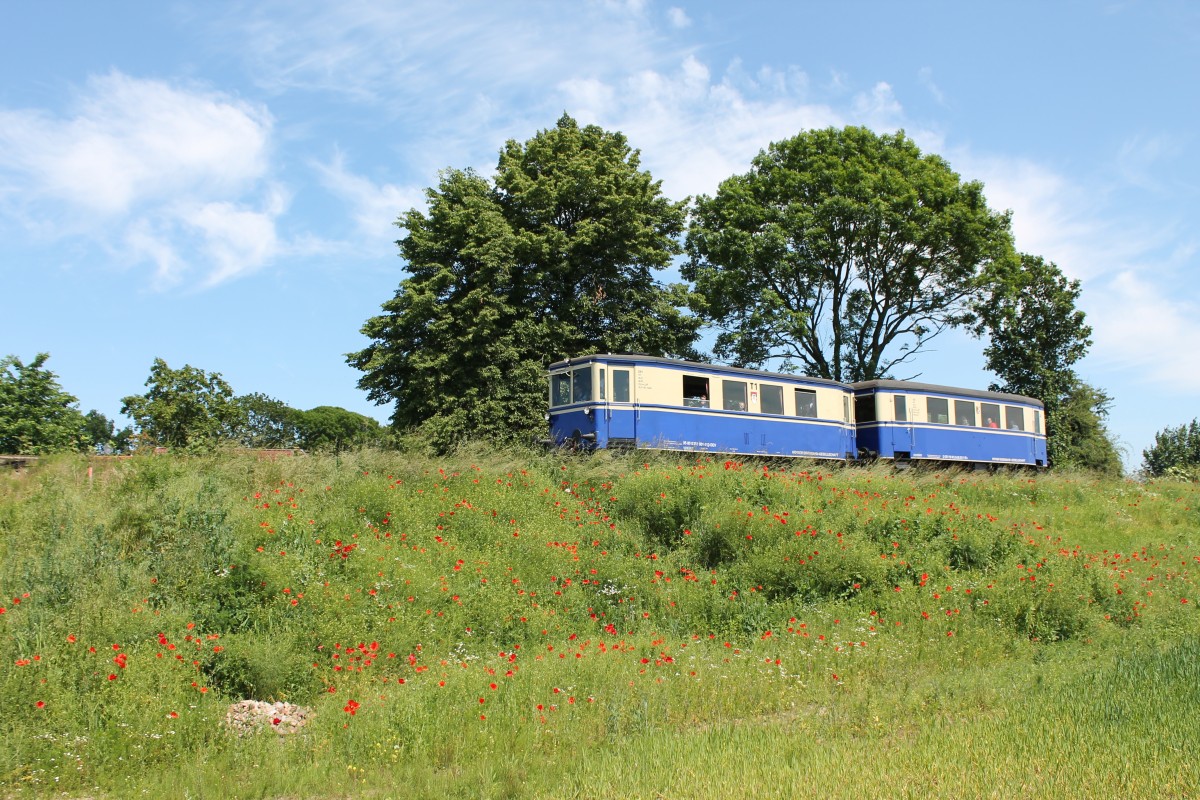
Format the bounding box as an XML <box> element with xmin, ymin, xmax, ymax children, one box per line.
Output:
<box><xmin>294</xmin><ymin>406</ymin><xmax>383</xmax><ymax>453</ymax></box>
<box><xmin>684</xmin><ymin>126</ymin><xmax>1015</xmax><ymax>381</ymax></box>
<box><xmin>0</xmin><ymin>353</ymin><xmax>87</xmax><ymax>454</ymax></box>
<box><xmin>1143</xmin><ymin>419</ymin><xmax>1200</xmax><ymax>479</ymax></box>
<box><xmin>349</xmin><ymin>114</ymin><xmax>700</xmax><ymax>450</ymax></box>
<box><xmin>232</xmin><ymin>393</ymin><xmax>301</xmax><ymax>449</ymax></box>
<box><xmin>974</xmin><ymin>253</ymin><xmax>1120</xmax><ymax>473</ymax></box>
<box><xmin>121</xmin><ymin>359</ymin><xmax>240</xmax><ymax>450</ymax></box>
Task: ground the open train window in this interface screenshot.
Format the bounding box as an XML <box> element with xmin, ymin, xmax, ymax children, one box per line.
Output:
<box><xmin>927</xmin><ymin>397</ymin><xmax>949</xmax><ymax>424</ymax></box>
<box><xmin>894</xmin><ymin>395</ymin><xmax>907</xmax><ymax>422</ymax></box>
<box><xmin>955</xmin><ymin>400</ymin><xmax>976</xmax><ymax>426</ymax></box>
<box><xmin>572</xmin><ymin>368</ymin><xmax>592</xmax><ymax>403</ymax></box>
<box><xmin>981</xmin><ymin>403</ymin><xmax>1001</xmax><ymax>429</ymax></box>
<box><xmin>1004</xmin><ymin>406</ymin><xmax>1024</xmax><ymax>431</ymax></box>
<box><xmin>723</xmin><ymin>380</ymin><xmax>748</xmax><ymax>411</ymax></box>
<box><xmin>683</xmin><ymin>374</ymin><xmax>709</xmax><ymax>407</ymax></box>
<box><xmin>551</xmin><ymin>373</ymin><xmax>572</xmax><ymax>407</ymax></box>
<box><xmin>613</xmin><ymin>370</ymin><xmax>631</xmax><ymax>403</ymax></box>
<box><xmin>854</xmin><ymin>394</ymin><xmax>877</xmax><ymax>423</ymax></box>
<box><xmin>760</xmin><ymin>385</ymin><xmax>784</xmax><ymax>415</ymax></box>
<box><xmin>795</xmin><ymin>389</ymin><xmax>817</xmax><ymax>418</ymax></box>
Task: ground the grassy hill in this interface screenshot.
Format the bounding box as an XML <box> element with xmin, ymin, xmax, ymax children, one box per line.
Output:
<box><xmin>1</xmin><ymin>450</ymin><xmax>1197</xmax><ymax>798</ymax></box>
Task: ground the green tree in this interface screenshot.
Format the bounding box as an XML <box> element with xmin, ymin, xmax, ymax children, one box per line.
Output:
<box><xmin>1047</xmin><ymin>379</ymin><xmax>1123</xmax><ymax>475</ymax></box>
<box><xmin>349</xmin><ymin>114</ymin><xmax>700</xmax><ymax>450</ymax></box>
<box><xmin>684</xmin><ymin>126</ymin><xmax>1014</xmax><ymax>381</ymax></box>
<box><xmin>232</xmin><ymin>393</ymin><xmax>300</xmax><ymax>449</ymax></box>
<box><xmin>82</xmin><ymin>409</ymin><xmax>134</xmax><ymax>454</ymax></box>
<box><xmin>120</xmin><ymin>359</ymin><xmax>240</xmax><ymax>450</ymax></box>
<box><xmin>294</xmin><ymin>406</ymin><xmax>383</xmax><ymax>453</ymax></box>
<box><xmin>974</xmin><ymin>253</ymin><xmax>1120</xmax><ymax>473</ymax></box>
<box><xmin>0</xmin><ymin>353</ymin><xmax>87</xmax><ymax>454</ymax></box>
<box><xmin>1143</xmin><ymin>419</ymin><xmax>1200</xmax><ymax>478</ymax></box>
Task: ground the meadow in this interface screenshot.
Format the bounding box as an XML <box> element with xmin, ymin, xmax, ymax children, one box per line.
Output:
<box><xmin>0</xmin><ymin>450</ymin><xmax>1197</xmax><ymax>799</ymax></box>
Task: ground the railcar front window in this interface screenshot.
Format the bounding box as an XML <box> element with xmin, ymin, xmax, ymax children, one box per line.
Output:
<box><xmin>723</xmin><ymin>380</ymin><xmax>748</xmax><ymax>411</ymax></box>
<box><xmin>683</xmin><ymin>375</ymin><xmax>709</xmax><ymax>407</ymax></box>
<box><xmin>572</xmin><ymin>368</ymin><xmax>592</xmax><ymax>403</ymax></box>
<box><xmin>795</xmin><ymin>389</ymin><xmax>817</xmax><ymax>418</ymax></box>
<box><xmin>955</xmin><ymin>400</ymin><xmax>976</xmax><ymax>426</ymax></box>
<box><xmin>981</xmin><ymin>403</ymin><xmax>1001</xmax><ymax>429</ymax></box>
<box><xmin>855</xmin><ymin>394</ymin><xmax>877</xmax><ymax>423</ymax></box>
<box><xmin>551</xmin><ymin>374</ymin><xmax>571</xmax><ymax>407</ymax></box>
<box><xmin>599</xmin><ymin>369</ymin><xmax>606</xmax><ymax>401</ymax></box>
<box><xmin>894</xmin><ymin>396</ymin><xmax>907</xmax><ymax>422</ymax></box>
<box><xmin>1005</xmin><ymin>406</ymin><xmax>1024</xmax><ymax>431</ymax></box>
<box><xmin>613</xmin><ymin>370</ymin><xmax>631</xmax><ymax>402</ymax></box>
<box><xmin>927</xmin><ymin>397</ymin><xmax>949</xmax><ymax>424</ymax></box>
<box><xmin>761</xmin><ymin>385</ymin><xmax>784</xmax><ymax>415</ymax></box>
<box><xmin>1034</xmin><ymin>410</ymin><xmax>1042</xmax><ymax>435</ymax></box>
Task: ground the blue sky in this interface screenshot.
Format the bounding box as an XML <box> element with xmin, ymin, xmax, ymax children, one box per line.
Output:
<box><xmin>2</xmin><ymin>1</ymin><xmax>1197</xmax><ymax>469</ymax></box>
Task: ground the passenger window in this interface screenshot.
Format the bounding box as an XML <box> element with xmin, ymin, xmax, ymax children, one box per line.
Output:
<box><xmin>894</xmin><ymin>395</ymin><xmax>907</xmax><ymax>422</ymax></box>
<box><xmin>927</xmin><ymin>397</ymin><xmax>949</xmax><ymax>424</ymax></box>
<box><xmin>683</xmin><ymin>375</ymin><xmax>709</xmax><ymax>407</ymax></box>
<box><xmin>1005</xmin><ymin>406</ymin><xmax>1024</xmax><ymax>431</ymax></box>
<box><xmin>572</xmin><ymin>368</ymin><xmax>592</xmax><ymax>403</ymax></box>
<box><xmin>723</xmin><ymin>380</ymin><xmax>748</xmax><ymax>411</ymax></box>
<box><xmin>981</xmin><ymin>403</ymin><xmax>1001</xmax><ymax>429</ymax></box>
<box><xmin>551</xmin><ymin>373</ymin><xmax>572</xmax><ymax>407</ymax></box>
<box><xmin>955</xmin><ymin>400</ymin><xmax>976</xmax><ymax>426</ymax></box>
<box><xmin>613</xmin><ymin>370</ymin><xmax>631</xmax><ymax>403</ymax></box>
<box><xmin>854</xmin><ymin>394</ymin><xmax>877</xmax><ymax>423</ymax></box>
<box><xmin>1033</xmin><ymin>410</ymin><xmax>1042</xmax><ymax>435</ymax></box>
<box><xmin>761</xmin><ymin>385</ymin><xmax>784</xmax><ymax>415</ymax></box>
<box><xmin>795</xmin><ymin>389</ymin><xmax>817</xmax><ymax>418</ymax></box>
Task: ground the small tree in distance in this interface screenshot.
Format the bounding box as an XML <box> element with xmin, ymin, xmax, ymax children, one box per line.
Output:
<box><xmin>1143</xmin><ymin>419</ymin><xmax>1200</xmax><ymax>479</ymax></box>
<box><xmin>121</xmin><ymin>359</ymin><xmax>240</xmax><ymax>451</ymax></box>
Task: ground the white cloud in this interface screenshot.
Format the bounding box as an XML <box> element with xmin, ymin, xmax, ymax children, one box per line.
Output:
<box><xmin>313</xmin><ymin>151</ymin><xmax>424</xmax><ymax>249</ymax></box>
<box><xmin>0</xmin><ymin>70</ymin><xmax>286</xmax><ymax>289</ymax></box>
<box><xmin>667</xmin><ymin>6</ymin><xmax>691</xmax><ymax>28</ymax></box>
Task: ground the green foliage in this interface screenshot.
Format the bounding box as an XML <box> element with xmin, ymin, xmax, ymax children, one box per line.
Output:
<box><xmin>349</xmin><ymin>114</ymin><xmax>700</xmax><ymax>451</ymax></box>
<box><xmin>231</xmin><ymin>392</ymin><xmax>300</xmax><ymax>449</ymax></box>
<box><xmin>684</xmin><ymin>126</ymin><xmax>1015</xmax><ymax>381</ymax></box>
<box><xmin>294</xmin><ymin>405</ymin><xmax>383</xmax><ymax>452</ymax></box>
<box><xmin>974</xmin><ymin>253</ymin><xmax>1119</xmax><ymax>474</ymax></box>
<box><xmin>1143</xmin><ymin>418</ymin><xmax>1200</xmax><ymax>479</ymax></box>
<box><xmin>0</xmin><ymin>353</ymin><xmax>87</xmax><ymax>454</ymax></box>
<box><xmin>82</xmin><ymin>410</ymin><xmax>133</xmax><ymax>454</ymax></box>
<box><xmin>121</xmin><ymin>359</ymin><xmax>240</xmax><ymax>450</ymax></box>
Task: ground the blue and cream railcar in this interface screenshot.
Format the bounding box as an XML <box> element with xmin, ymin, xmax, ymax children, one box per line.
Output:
<box><xmin>851</xmin><ymin>380</ymin><xmax>1047</xmax><ymax>467</ymax></box>
<box><xmin>548</xmin><ymin>355</ymin><xmax>856</xmax><ymax>460</ymax></box>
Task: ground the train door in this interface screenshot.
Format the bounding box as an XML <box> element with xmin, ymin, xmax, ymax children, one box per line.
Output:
<box><xmin>606</xmin><ymin>365</ymin><xmax>636</xmax><ymax>445</ymax></box>
<box><xmin>891</xmin><ymin>394</ymin><xmax>913</xmax><ymax>457</ymax></box>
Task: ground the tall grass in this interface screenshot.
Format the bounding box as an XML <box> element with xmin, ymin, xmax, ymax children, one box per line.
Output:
<box><xmin>0</xmin><ymin>451</ymin><xmax>1196</xmax><ymax>798</ymax></box>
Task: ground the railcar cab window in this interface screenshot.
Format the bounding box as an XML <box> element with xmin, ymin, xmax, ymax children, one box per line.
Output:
<box><xmin>572</xmin><ymin>368</ymin><xmax>592</xmax><ymax>403</ymax></box>
<box><xmin>927</xmin><ymin>397</ymin><xmax>949</xmax><ymax>424</ymax></box>
<box><xmin>683</xmin><ymin>374</ymin><xmax>709</xmax><ymax>407</ymax></box>
<box><xmin>1005</xmin><ymin>406</ymin><xmax>1024</xmax><ymax>431</ymax></box>
<box><xmin>761</xmin><ymin>385</ymin><xmax>784</xmax><ymax>415</ymax></box>
<box><xmin>981</xmin><ymin>403</ymin><xmax>1001</xmax><ymax>429</ymax></box>
<box><xmin>854</xmin><ymin>394</ymin><xmax>877</xmax><ymax>424</ymax></box>
<box><xmin>795</xmin><ymin>389</ymin><xmax>817</xmax><ymax>418</ymax></box>
<box><xmin>723</xmin><ymin>380</ymin><xmax>748</xmax><ymax>411</ymax></box>
<box><xmin>955</xmin><ymin>400</ymin><xmax>976</xmax><ymax>426</ymax></box>
<box><xmin>894</xmin><ymin>395</ymin><xmax>908</xmax><ymax>422</ymax></box>
<box><xmin>613</xmin><ymin>370</ymin><xmax>631</xmax><ymax>403</ymax></box>
<box><xmin>1033</xmin><ymin>410</ymin><xmax>1042</xmax><ymax>435</ymax></box>
<box><xmin>551</xmin><ymin>373</ymin><xmax>571</xmax><ymax>407</ymax></box>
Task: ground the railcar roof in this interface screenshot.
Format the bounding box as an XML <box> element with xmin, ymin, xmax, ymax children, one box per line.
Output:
<box><xmin>852</xmin><ymin>379</ymin><xmax>1043</xmax><ymax>407</ymax></box>
<box><xmin>547</xmin><ymin>353</ymin><xmax>848</xmax><ymax>389</ymax></box>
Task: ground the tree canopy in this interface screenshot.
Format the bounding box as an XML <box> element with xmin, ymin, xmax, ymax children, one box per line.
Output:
<box><xmin>349</xmin><ymin>114</ymin><xmax>700</xmax><ymax>450</ymax></box>
<box><xmin>0</xmin><ymin>353</ymin><xmax>87</xmax><ymax>454</ymax></box>
<box><xmin>974</xmin><ymin>253</ymin><xmax>1120</xmax><ymax>473</ymax></box>
<box><xmin>684</xmin><ymin>126</ymin><xmax>1015</xmax><ymax>381</ymax></box>
<box><xmin>121</xmin><ymin>359</ymin><xmax>240</xmax><ymax>450</ymax></box>
<box><xmin>1143</xmin><ymin>419</ymin><xmax>1200</xmax><ymax>479</ymax></box>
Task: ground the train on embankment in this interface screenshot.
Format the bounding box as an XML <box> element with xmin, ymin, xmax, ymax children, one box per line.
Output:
<box><xmin>546</xmin><ymin>354</ymin><xmax>1047</xmax><ymax>468</ymax></box>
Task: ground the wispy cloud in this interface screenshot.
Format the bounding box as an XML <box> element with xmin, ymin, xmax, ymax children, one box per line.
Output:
<box><xmin>313</xmin><ymin>150</ymin><xmax>424</xmax><ymax>251</ymax></box>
